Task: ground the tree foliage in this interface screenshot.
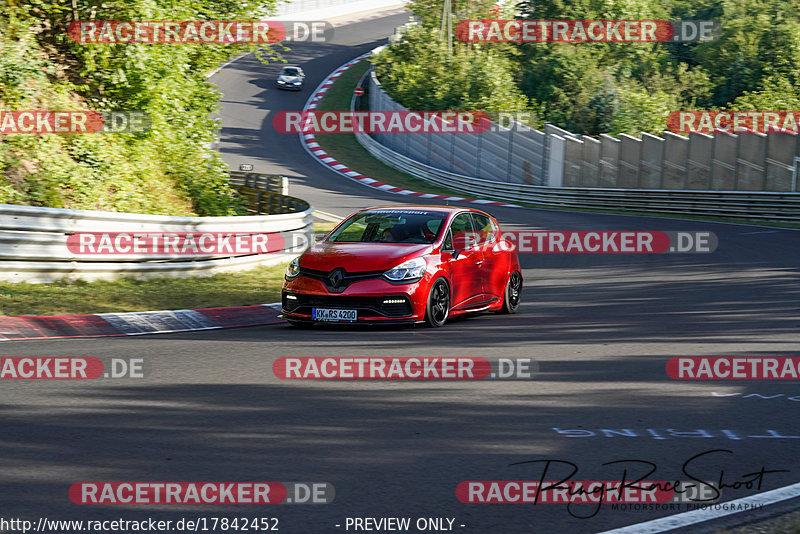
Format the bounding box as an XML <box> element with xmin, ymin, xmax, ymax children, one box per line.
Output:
<box><xmin>1</xmin><ymin>0</ymin><xmax>282</xmax><ymax>215</ymax></box>
<box><xmin>384</xmin><ymin>0</ymin><xmax>800</xmax><ymax>137</ymax></box>
<box><xmin>372</xmin><ymin>26</ymin><xmax>541</xmax><ymax>127</ymax></box>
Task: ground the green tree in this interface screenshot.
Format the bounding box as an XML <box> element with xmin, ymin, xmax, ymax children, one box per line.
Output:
<box><xmin>729</xmin><ymin>75</ymin><xmax>800</xmax><ymax>110</ymax></box>
<box><xmin>1</xmin><ymin>0</ymin><xmax>283</xmax><ymax>215</ymax></box>
<box><xmin>406</xmin><ymin>0</ymin><xmax>503</xmax><ymax>28</ymax></box>
<box><xmin>609</xmin><ymin>84</ymin><xmax>679</xmax><ymax>135</ymax></box>
<box><xmin>373</xmin><ymin>26</ymin><xmax>538</xmax><ymax>121</ymax></box>
<box><xmin>677</xmin><ymin>0</ymin><xmax>800</xmax><ymax>107</ymax></box>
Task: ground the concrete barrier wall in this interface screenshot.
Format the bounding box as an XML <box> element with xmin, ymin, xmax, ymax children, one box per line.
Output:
<box><xmin>368</xmin><ymin>67</ymin><xmax>800</xmax><ymax>191</ymax></box>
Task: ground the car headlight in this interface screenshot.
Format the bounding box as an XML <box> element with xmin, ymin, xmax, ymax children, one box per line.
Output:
<box><xmin>285</xmin><ymin>257</ymin><xmax>301</xmax><ymax>279</ymax></box>
<box><xmin>383</xmin><ymin>257</ymin><xmax>426</xmax><ymax>282</ymax></box>
<box><xmin>293</xmin><ymin>81</ymin><xmax>302</xmax><ymax>85</ymax></box>
<box><xmin>277</xmin><ymin>80</ymin><xmax>285</xmax><ymax>84</ymax></box>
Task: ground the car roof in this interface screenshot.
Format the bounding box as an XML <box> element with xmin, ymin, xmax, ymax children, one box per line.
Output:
<box><xmin>357</xmin><ymin>205</ymin><xmax>489</xmax><ymax>215</ymax></box>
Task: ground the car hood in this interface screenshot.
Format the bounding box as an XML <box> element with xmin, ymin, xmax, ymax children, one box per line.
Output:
<box><xmin>278</xmin><ymin>75</ymin><xmax>302</xmax><ymax>83</ymax></box>
<box><xmin>300</xmin><ymin>242</ymin><xmax>432</xmax><ymax>272</ymax></box>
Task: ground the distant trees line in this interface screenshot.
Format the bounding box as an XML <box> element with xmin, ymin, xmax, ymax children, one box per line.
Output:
<box><xmin>373</xmin><ymin>0</ymin><xmax>800</xmax><ymax>136</ymax></box>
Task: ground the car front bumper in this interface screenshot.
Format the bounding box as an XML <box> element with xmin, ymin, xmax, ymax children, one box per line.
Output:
<box><xmin>281</xmin><ymin>276</ymin><xmax>430</xmax><ymax>324</ymax></box>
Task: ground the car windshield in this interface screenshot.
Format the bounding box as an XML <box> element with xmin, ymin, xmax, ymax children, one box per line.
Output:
<box><xmin>327</xmin><ymin>210</ymin><xmax>448</xmax><ymax>244</ymax></box>
<box><xmin>282</xmin><ymin>67</ymin><xmax>300</xmax><ymax>76</ymax></box>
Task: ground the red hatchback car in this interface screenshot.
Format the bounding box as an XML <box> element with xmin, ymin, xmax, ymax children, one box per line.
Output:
<box><xmin>281</xmin><ymin>206</ymin><xmax>522</xmax><ymax>327</ymax></box>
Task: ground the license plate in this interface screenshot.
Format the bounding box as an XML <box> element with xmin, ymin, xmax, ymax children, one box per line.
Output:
<box><xmin>312</xmin><ymin>308</ymin><xmax>357</xmax><ymax>322</ymax></box>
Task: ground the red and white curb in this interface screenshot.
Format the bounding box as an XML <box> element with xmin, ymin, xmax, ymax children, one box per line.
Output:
<box><xmin>299</xmin><ymin>54</ymin><xmax>519</xmax><ymax>208</ymax></box>
<box><xmin>0</xmin><ymin>304</ymin><xmax>283</xmax><ymax>341</ymax></box>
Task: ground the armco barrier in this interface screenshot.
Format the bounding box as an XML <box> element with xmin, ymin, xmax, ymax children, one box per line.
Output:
<box><xmin>367</xmin><ymin>63</ymin><xmax>800</xmax><ymax>193</ymax></box>
<box><xmin>357</xmin><ymin>131</ymin><xmax>800</xmax><ymax>220</ymax></box>
<box><xmin>0</xmin><ymin>185</ymin><xmax>314</xmax><ymax>282</ymax></box>
<box><xmin>229</xmin><ymin>171</ymin><xmax>303</xmax><ymax>215</ymax></box>
<box><xmin>352</xmin><ymin>55</ymin><xmax>800</xmax><ymax>221</ymax></box>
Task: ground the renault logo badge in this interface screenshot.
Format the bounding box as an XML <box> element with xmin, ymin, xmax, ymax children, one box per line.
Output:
<box><xmin>328</xmin><ymin>268</ymin><xmax>345</xmax><ymax>288</ymax></box>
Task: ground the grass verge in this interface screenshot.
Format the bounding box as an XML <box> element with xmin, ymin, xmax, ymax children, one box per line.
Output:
<box><xmin>314</xmin><ymin>221</ymin><xmax>341</xmax><ymax>234</ymax></box>
<box><xmin>0</xmin><ymin>224</ymin><xmax>334</xmax><ymax>317</ymax></box>
<box><xmin>0</xmin><ymin>224</ymin><xmax>347</xmax><ymax>317</ymax></box>
<box><xmin>314</xmin><ymin>61</ymin><xmax>800</xmax><ymax>229</ymax></box>
<box><xmin>0</xmin><ymin>264</ymin><xmax>287</xmax><ymax>317</ymax></box>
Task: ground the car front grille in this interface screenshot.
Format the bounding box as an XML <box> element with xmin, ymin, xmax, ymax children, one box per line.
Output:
<box><xmin>282</xmin><ymin>292</ymin><xmax>413</xmax><ymax>318</ymax></box>
<box><xmin>297</xmin><ymin>267</ymin><xmax>385</xmax><ymax>293</ymax></box>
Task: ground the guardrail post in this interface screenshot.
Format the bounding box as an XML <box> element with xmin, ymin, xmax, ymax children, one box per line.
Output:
<box><xmin>547</xmin><ymin>135</ymin><xmax>565</xmax><ymax>187</ymax></box>
<box><xmin>426</xmin><ymin>130</ymin><xmax>433</xmax><ymax>167</ymax></box>
<box><xmin>733</xmin><ymin>134</ymin><xmax>741</xmax><ymax>190</ymax></box>
<box><xmin>256</xmin><ymin>192</ymin><xmax>263</xmax><ymax>214</ymax></box>
<box><xmin>660</xmin><ymin>132</ymin><xmax>666</xmax><ymax>188</ymax></box>
<box><xmin>543</xmin><ymin>123</ymin><xmax>551</xmax><ymax>185</ymax></box>
<box><xmin>475</xmin><ymin>131</ymin><xmax>483</xmax><ymax>178</ymax></box>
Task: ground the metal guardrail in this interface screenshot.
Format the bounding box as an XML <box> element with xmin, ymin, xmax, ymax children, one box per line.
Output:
<box><xmin>228</xmin><ymin>171</ymin><xmax>308</xmax><ymax>215</ymax></box>
<box><xmin>355</xmin><ymin>130</ymin><xmax>800</xmax><ymax>221</ymax></box>
<box><xmin>351</xmin><ymin>69</ymin><xmax>800</xmax><ymax>222</ymax></box>
<box><xmin>353</xmin><ymin>43</ymin><xmax>800</xmax><ymax>221</ymax></box>
<box><xmin>0</xmin><ymin>173</ymin><xmax>315</xmax><ymax>282</ymax></box>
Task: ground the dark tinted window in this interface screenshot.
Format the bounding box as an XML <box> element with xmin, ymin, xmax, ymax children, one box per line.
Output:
<box><xmin>450</xmin><ymin>212</ymin><xmax>474</xmax><ymax>234</ymax></box>
<box><xmin>445</xmin><ymin>212</ymin><xmax>475</xmax><ymax>250</ymax></box>
<box><xmin>328</xmin><ymin>210</ymin><xmax>447</xmax><ymax>244</ymax></box>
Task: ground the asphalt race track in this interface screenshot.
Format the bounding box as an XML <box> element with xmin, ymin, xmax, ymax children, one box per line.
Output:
<box><xmin>3</xmin><ymin>11</ymin><xmax>800</xmax><ymax>534</ymax></box>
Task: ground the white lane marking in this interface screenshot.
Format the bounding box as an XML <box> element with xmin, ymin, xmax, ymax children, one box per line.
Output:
<box><xmin>598</xmin><ymin>481</ymin><xmax>800</xmax><ymax>533</ymax></box>
<box><xmin>296</xmin><ymin>52</ymin><xmax>520</xmax><ymax>208</ymax></box>
<box><xmin>204</xmin><ymin>53</ymin><xmax>249</xmax><ymax>79</ymax></box>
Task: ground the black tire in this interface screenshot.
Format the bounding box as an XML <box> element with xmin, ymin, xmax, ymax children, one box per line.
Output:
<box><xmin>424</xmin><ymin>278</ymin><xmax>450</xmax><ymax>327</ymax></box>
<box><xmin>499</xmin><ymin>271</ymin><xmax>522</xmax><ymax>314</ymax></box>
